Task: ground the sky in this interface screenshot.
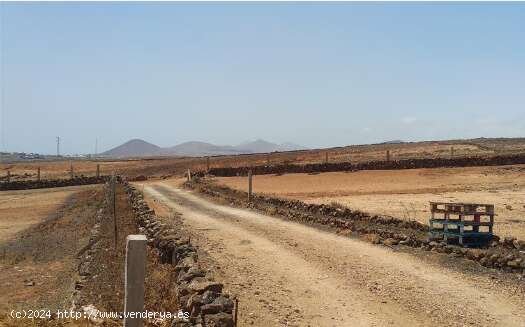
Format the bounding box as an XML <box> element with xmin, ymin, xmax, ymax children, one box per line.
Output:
<box><xmin>1</xmin><ymin>3</ymin><xmax>524</xmax><ymax>155</ymax></box>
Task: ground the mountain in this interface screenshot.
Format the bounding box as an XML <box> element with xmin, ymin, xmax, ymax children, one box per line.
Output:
<box><xmin>165</xmin><ymin>141</ymin><xmax>245</xmax><ymax>157</ymax></box>
<box><xmin>235</xmin><ymin>139</ymin><xmax>280</xmax><ymax>153</ymax></box>
<box><xmin>102</xmin><ymin>139</ymin><xmax>162</xmax><ymax>157</ymax></box>
<box><xmin>102</xmin><ymin>139</ymin><xmax>307</xmax><ymax>157</ymax></box>
<box><xmin>277</xmin><ymin>142</ymin><xmax>308</xmax><ymax>151</ymax></box>
<box><xmin>235</xmin><ymin>139</ymin><xmax>306</xmax><ymax>153</ymax></box>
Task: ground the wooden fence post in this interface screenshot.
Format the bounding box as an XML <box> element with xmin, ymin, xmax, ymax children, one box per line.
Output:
<box><xmin>124</xmin><ymin>235</ymin><xmax>147</xmax><ymax>327</ymax></box>
<box><xmin>248</xmin><ymin>170</ymin><xmax>253</xmax><ymax>202</ymax></box>
<box><xmin>37</xmin><ymin>167</ymin><xmax>41</xmax><ymax>181</ymax></box>
<box><xmin>70</xmin><ymin>162</ymin><xmax>74</xmax><ymax>179</ymax></box>
<box><xmin>112</xmin><ymin>173</ymin><xmax>118</xmax><ymax>248</ymax></box>
<box><xmin>450</xmin><ymin>147</ymin><xmax>454</xmax><ymax>157</ymax></box>
<box><xmin>386</xmin><ymin>150</ymin><xmax>391</xmax><ymax>162</ymax></box>
<box><xmin>6</xmin><ymin>170</ymin><xmax>10</xmax><ymax>183</ymax></box>
<box><xmin>96</xmin><ymin>164</ymin><xmax>100</xmax><ymax>178</ymax></box>
<box><xmin>234</xmin><ymin>297</ymin><xmax>239</xmax><ymax>327</ymax></box>
<box><xmin>206</xmin><ymin>157</ymin><xmax>210</xmax><ymax>172</ymax></box>
<box><xmin>325</xmin><ymin>152</ymin><xmax>328</xmax><ymax>163</ymax></box>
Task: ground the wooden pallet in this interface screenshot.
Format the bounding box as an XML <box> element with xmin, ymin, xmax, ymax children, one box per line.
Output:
<box><xmin>429</xmin><ymin>202</ymin><xmax>494</xmax><ymax>247</ymax></box>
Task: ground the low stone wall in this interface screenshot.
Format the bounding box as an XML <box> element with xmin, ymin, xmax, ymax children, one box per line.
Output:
<box><xmin>0</xmin><ymin>176</ymin><xmax>108</xmax><ymax>191</ymax></box>
<box><xmin>122</xmin><ymin>181</ymin><xmax>235</xmax><ymax>327</ymax></box>
<box><xmin>204</xmin><ymin>153</ymin><xmax>525</xmax><ymax>177</ymax></box>
<box><xmin>73</xmin><ymin>202</ymin><xmax>107</xmax><ymax>313</ymax></box>
<box><xmin>188</xmin><ymin>180</ymin><xmax>525</xmax><ymax>275</ymax></box>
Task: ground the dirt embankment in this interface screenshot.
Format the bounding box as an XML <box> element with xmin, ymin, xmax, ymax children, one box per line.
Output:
<box><xmin>186</xmin><ymin>179</ymin><xmax>525</xmax><ymax>275</ymax></box>
<box><xmin>0</xmin><ymin>176</ymin><xmax>107</xmax><ymax>191</ymax></box>
<box><xmin>204</xmin><ymin>153</ymin><xmax>525</xmax><ymax>177</ymax></box>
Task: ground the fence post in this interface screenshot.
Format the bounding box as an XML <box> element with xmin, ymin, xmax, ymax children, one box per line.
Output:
<box><xmin>96</xmin><ymin>164</ymin><xmax>100</xmax><ymax>178</ymax></box>
<box><xmin>386</xmin><ymin>150</ymin><xmax>391</xmax><ymax>162</ymax></box>
<box><xmin>206</xmin><ymin>157</ymin><xmax>210</xmax><ymax>172</ymax></box>
<box><xmin>234</xmin><ymin>297</ymin><xmax>239</xmax><ymax>327</ymax></box>
<box><xmin>248</xmin><ymin>170</ymin><xmax>253</xmax><ymax>202</ymax></box>
<box><xmin>112</xmin><ymin>173</ymin><xmax>118</xmax><ymax>248</ymax></box>
<box><xmin>6</xmin><ymin>170</ymin><xmax>10</xmax><ymax>183</ymax></box>
<box><xmin>70</xmin><ymin>162</ymin><xmax>74</xmax><ymax>179</ymax></box>
<box><xmin>325</xmin><ymin>152</ymin><xmax>328</xmax><ymax>163</ymax></box>
<box><xmin>450</xmin><ymin>146</ymin><xmax>454</xmax><ymax>157</ymax></box>
<box><xmin>266</xmin><ymin>153</ymin><xmax>270</xmax><ymax>166</ymax></box>
<box><xmin>124</xmin><ymin>235</ymin><xmax>147</xmax><ymax>327</ymax></box>
<box><xmin>37</xmin><ymin>167</ymin><xmax>41</xmax><ymax>181</ymax></box>
<box><xmin>187</xmin><ymin>168</ymin><xmax>191</xmax><ymax>182</ymax></box>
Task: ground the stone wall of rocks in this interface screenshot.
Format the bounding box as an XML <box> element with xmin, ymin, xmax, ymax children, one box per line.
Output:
<box><xmin>0</xmin><ymin>176</ymin><xmax>108</xmax><ymax>191</ymax></box>
<box><xmin>73</xmin><ymin>193</ymin><xmax>108</xmax><ymax>313</ymax></box>
<box><xmin>188</xmin><ymin>180</ymin><xmax>525</xmax><ymax>275</ymax></box>
<box><xmin>122</xmin><ymin>181</ymin><xmax>235</xmax><ymax>327</ymax></box>
<box><xmin>203</xmin><ymin>153</ymin><xmax>525</xmax><ymax>177</ymax></box>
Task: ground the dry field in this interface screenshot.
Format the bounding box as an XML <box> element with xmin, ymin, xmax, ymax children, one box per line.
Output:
<box><xmin>0</xmin><ymin>185</ymin><xmax>98</xmax><ymax>241</ymax></box>
<box><xmin>0</xmin><ymin>186</ymin><xmax>102</xmax><ymax>314</ymax></box>
<box><xmin>2</xmin><ymin>138</ymin><xmax>525</xmax><ymax>181</ymax></box>
<box><xmin>215</xmin><ymin>164</ymin><xmax>525</xmax><ymax>240</ymax></box>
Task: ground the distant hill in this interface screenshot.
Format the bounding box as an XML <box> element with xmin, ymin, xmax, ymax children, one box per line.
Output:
<box><xmin>236</xmin><ymin>139</ymin><xmax>306</xmax><ymax>153</ymax></box>
<box><xmin>102</xmin><ymin>139</ymin><xmax>307</xmax><ymax>158</ymax></box>
<box><xmin>102</xmin><ymin>139</ymin><xmax>162</xmax><ymax>157</ymax></box>
<box><xmin>165</xmin><ymin>141</ymin><xmax>244</xmax><ymax>157</ymax></box>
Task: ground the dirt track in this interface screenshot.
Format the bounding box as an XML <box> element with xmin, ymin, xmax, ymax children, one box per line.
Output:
<box><xmin>142</xmin><ymin>182</ymin><xmax>525</xmax><ymax>327</ymax></box>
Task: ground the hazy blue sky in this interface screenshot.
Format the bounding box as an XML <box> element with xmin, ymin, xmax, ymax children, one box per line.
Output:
<box><xmin>1</xmin><ymin>3</ymin><xmax>524</xmax><ymax>154</ymax></box>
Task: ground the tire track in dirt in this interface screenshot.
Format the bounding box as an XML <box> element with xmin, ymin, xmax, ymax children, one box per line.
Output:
<box><xmin>143</xmin><ymin>182</ymin><xmax>525</xmax><ymax>327</ymax></box>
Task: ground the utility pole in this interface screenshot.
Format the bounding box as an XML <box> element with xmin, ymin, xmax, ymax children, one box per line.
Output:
<box><xmin>56</xmin><ymin>137</ymin><xmax>60</xmax><ymax>157</ymax></box>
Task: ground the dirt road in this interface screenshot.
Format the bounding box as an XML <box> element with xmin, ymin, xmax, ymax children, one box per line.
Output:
<box><xmin>143</xmin><ymin>182</ymin><xmax>525</xmax><ymax>327</ymax></box>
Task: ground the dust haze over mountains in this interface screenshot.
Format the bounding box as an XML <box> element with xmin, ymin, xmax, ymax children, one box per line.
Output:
<box><xmin>102</xmin><ymin>139</ymin><xmax>307</xmax><ymax>157</ymax></box>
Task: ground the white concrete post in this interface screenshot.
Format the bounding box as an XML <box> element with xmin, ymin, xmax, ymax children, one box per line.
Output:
<box><xmin>187</xmin><ymin>168</ymin><xmax>191</xmax><ymax>182</ymax></box>
<box><xmin>124</xmin><ymin>235</ymin><xmax>147</xmax><ymax>327</ymax></box>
